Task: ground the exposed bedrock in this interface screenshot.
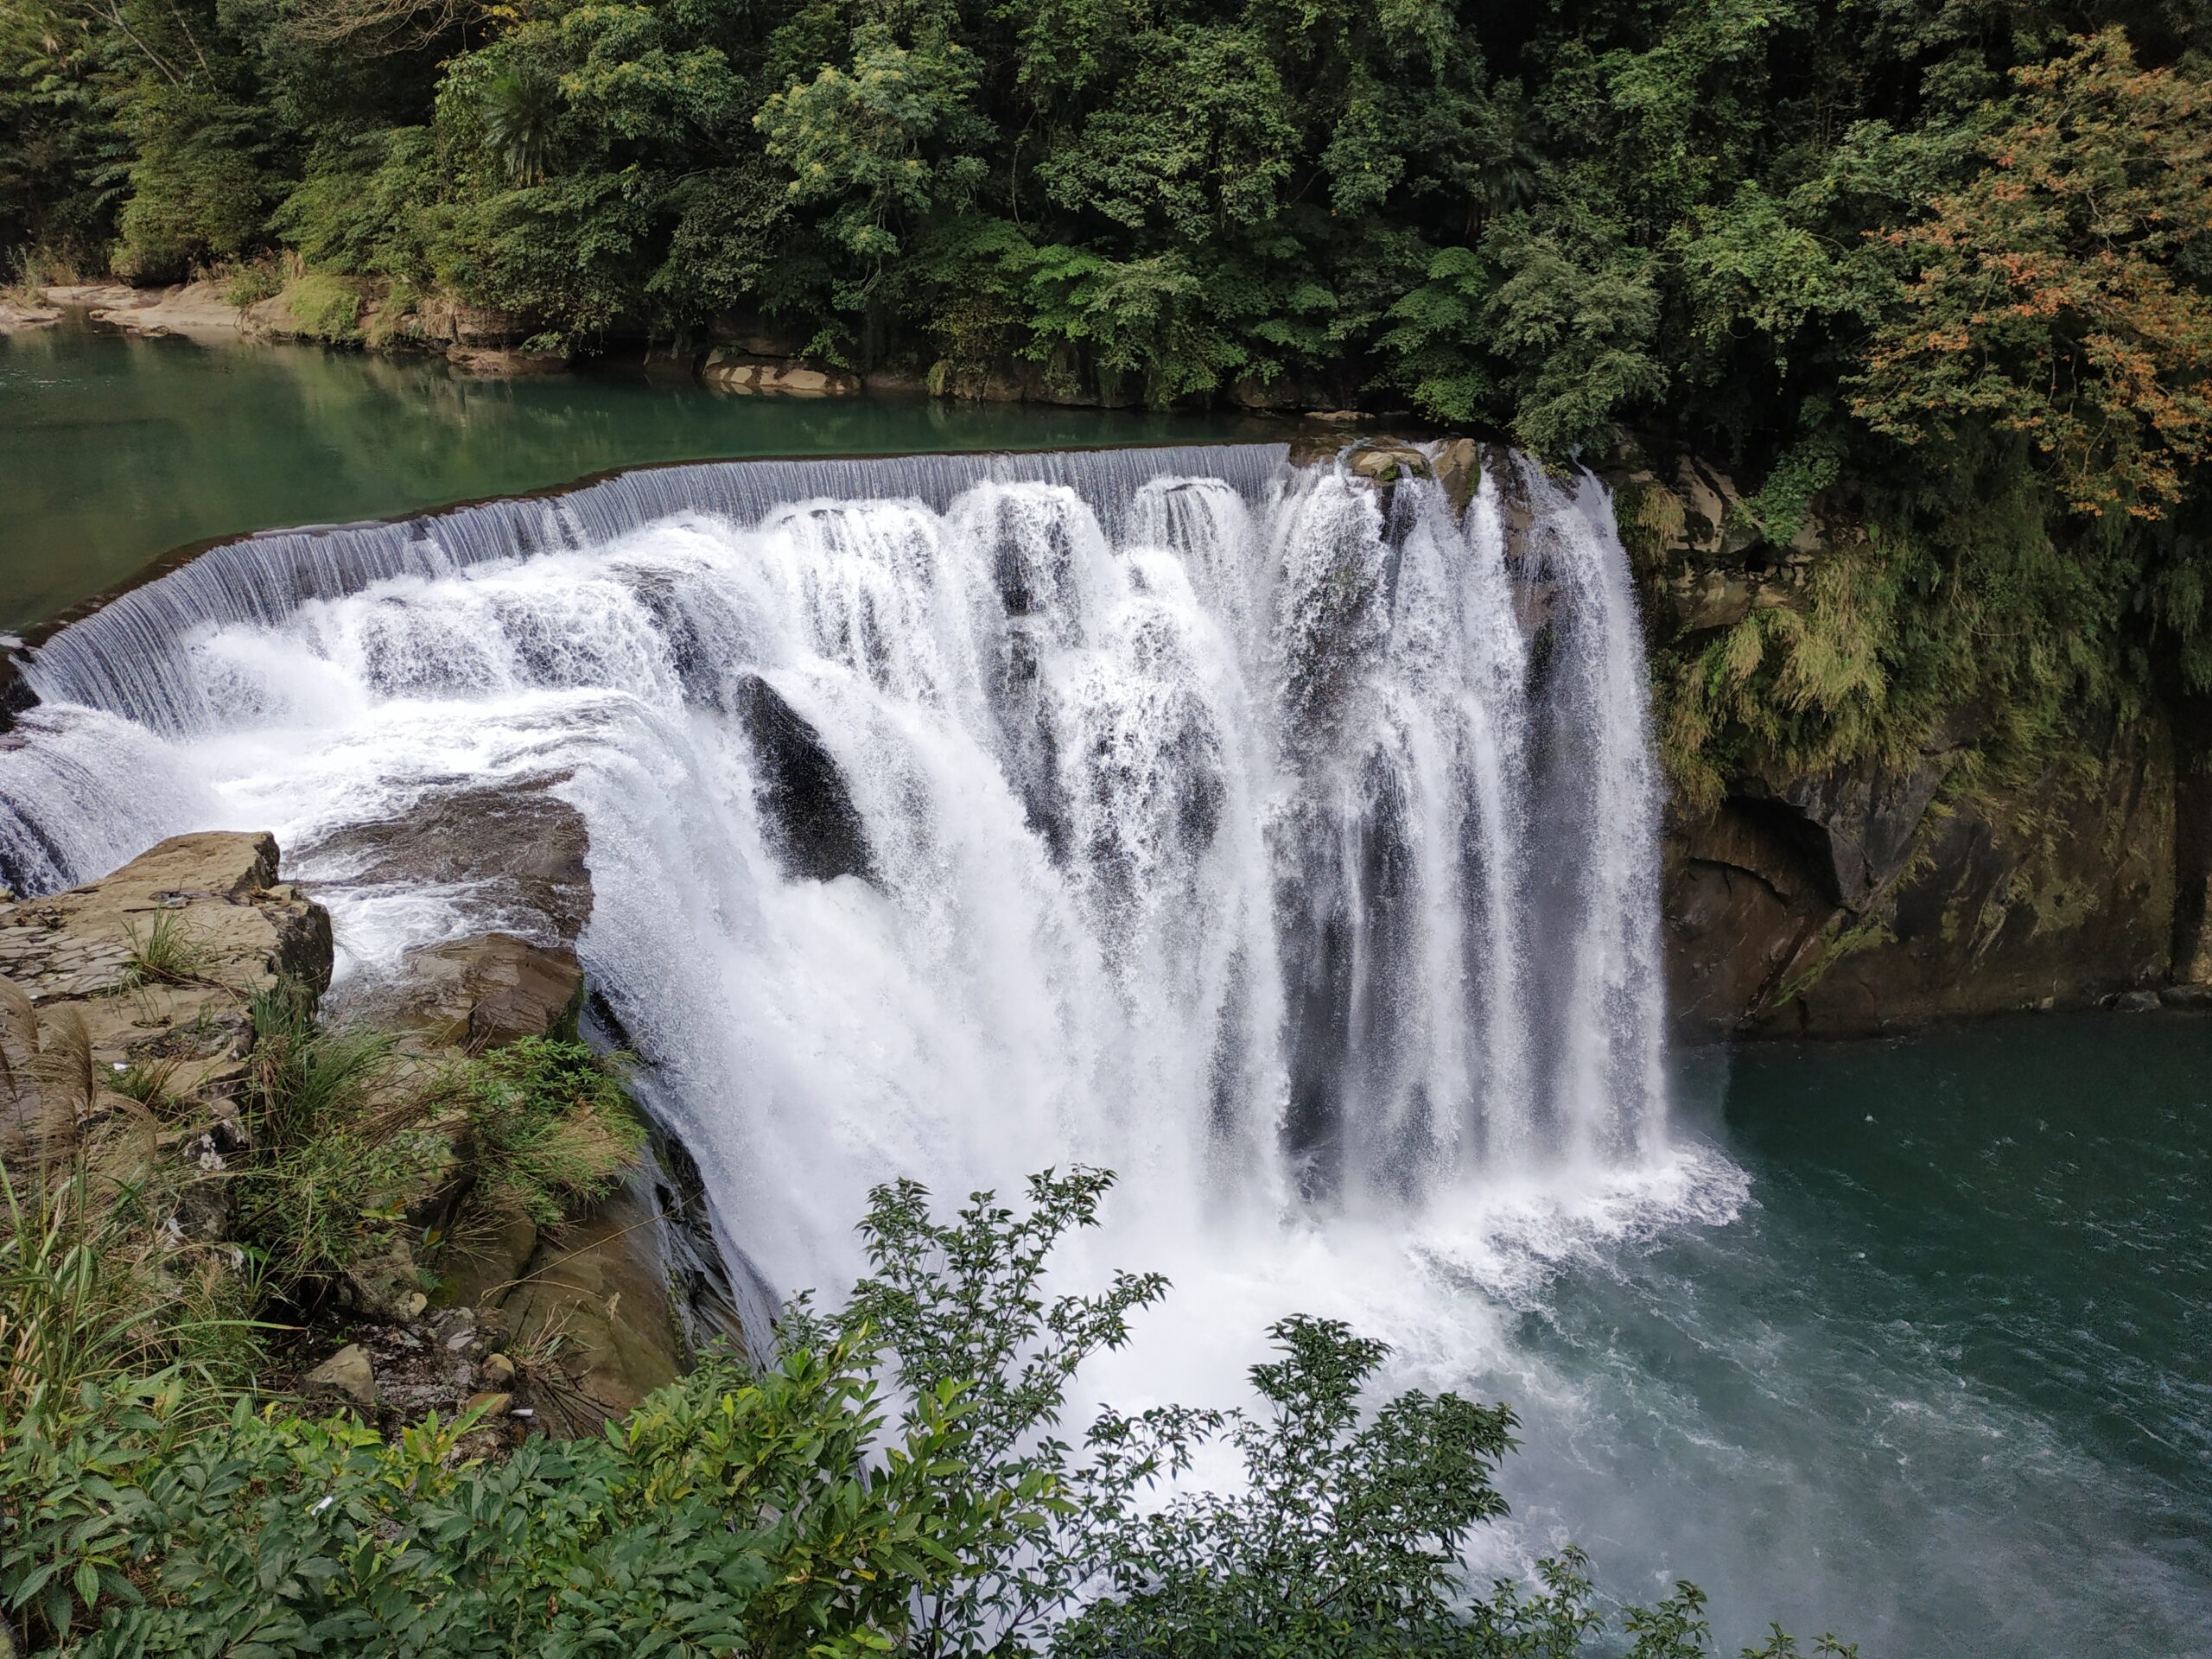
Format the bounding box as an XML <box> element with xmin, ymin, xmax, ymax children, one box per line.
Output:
<box><xmin>0</xmin><ymin>835</ymin><xmax>332</xmax><ymax>1297</ymax></box>
<box><xmin>1662</xmin><ymin>715</ymin><xmax>2178</xmax><ymax>1037</ymax></box>
<box><xmin>305</xmin><ymin>776</ymin><xmax>595</xmax><ymax>955</ymax></box>
<box><xmin>0</xmin><ymin>804</ymin><xmax>735</xmax><ymax>1434</ymax></box>
<box><xmin>1620</xmin><ymin>435</ymin><xmax>2200</xmax><ymax>1036</ymax></box>
<box><xmin>302</xmin><ymin>783</ymin><xmax>739</xmax><ymax>1424</ymax></box>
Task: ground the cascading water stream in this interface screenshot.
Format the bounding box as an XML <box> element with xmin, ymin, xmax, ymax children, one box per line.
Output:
<box><xmin>5</xmin><ymin>434</ymin><xmax>2202</xmax><ymax>1657</ymax></box>
<box><xmin>0</xmin><ymin>436</ymin><xmax>1723</xmax><ymax>1597</ymax></box>
<box><xmin>3</xmin><ymin>442</ymin><xmax>1671</xmax><ymax>1210</ymax></box>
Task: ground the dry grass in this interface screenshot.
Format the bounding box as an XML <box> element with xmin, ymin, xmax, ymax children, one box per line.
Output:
<box><xmin>1</xmin><ymin>246</ymin><xmax>80</xmax><ymax>310</ymax></box>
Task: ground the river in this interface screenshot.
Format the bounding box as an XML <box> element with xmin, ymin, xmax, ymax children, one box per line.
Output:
<box><xmin>0</xmin><ymin>321</ymin><xmax>1280</xmax><ymax>631</ymax></box>
<box><xmin>1</xmin><ymin>326</ymin><xmax>2205</xmax><ymax>1658</ymax></box>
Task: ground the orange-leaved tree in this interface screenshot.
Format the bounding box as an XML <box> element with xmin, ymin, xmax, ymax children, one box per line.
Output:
<box><xmin>1853</xmin><ymin>29</ymin><xmax>2212</xmax><ymax>521</ymax></box>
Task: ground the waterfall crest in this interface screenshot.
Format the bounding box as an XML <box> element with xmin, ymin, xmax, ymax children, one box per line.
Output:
<box><xmin>0</xmin><ymin>441</ymin><xmax>1671</xmax><ymax>1277</ymax></box>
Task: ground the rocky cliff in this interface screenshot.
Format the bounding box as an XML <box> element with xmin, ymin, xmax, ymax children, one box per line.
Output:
<box><xmin>1623</xmin><ymin>449</ymin><xmax>2210</xmax><ymax>1038</ymax></box>
<box><xmin>0</xmin><ymin>823</ymin><xmax>735</xmax><ymax>1441</ymax></box>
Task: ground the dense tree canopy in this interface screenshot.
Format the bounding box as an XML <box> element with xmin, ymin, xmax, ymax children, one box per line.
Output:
<box><xmin>3</xmin><ymin>0</ymin><xmax>2209</xmax><ymax>789</ymax></box>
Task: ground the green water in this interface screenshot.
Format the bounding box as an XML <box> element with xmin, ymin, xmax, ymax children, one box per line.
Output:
<box><xmin>0</xmin><ymin>321</ymin><xmax>1278</xmax><ymax>632</ymax></box>
<box><xmin>1491</xmin><ymin>1017</ymin><xmax>2212</xmax><ymax>1655</ymax></box>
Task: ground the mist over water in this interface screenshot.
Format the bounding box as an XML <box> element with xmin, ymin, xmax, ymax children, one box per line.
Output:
<box><xmin>2</xmin><ymin>443</ymin><xmax>2202</xmax><ymax>1655</ymax></box>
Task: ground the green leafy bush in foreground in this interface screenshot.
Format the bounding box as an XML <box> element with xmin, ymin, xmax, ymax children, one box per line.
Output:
<box><xmin>1</xmin><ymin>1170</ymin><xmax>1853</xmax><ymax>1658</ymax></box>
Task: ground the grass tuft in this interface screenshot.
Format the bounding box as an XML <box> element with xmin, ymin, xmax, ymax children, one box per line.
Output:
<box><xmin>0</xmin><ymin>1155</ymin><xmax>264</xmax><ymax>1430</ymax></box>
<box><xmin>234</xmin><ymin>984</ymin><xmax>443</xmax><ymax>1281</ymax></box>
<box><xmin>451</xmin><ymin>1039</ymin><xmax>645</xmax><ymax>1229</ymax></box>
<box><xmin>123</xmin><ymin>912</ymin><xmax>223</xmax><ymax>988</ymax></box>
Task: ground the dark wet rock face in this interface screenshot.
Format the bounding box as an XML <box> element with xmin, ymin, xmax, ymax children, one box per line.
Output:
<box><xmin>734</xmin><ymin>673</ymin><xmax>875</xmax><ymax>884</ymax></box>
<box><xmin>1585</xmin><ymin>429</ymin><xmax>2203</xmax><ymax>1038</ymax></box>
<box><xmin>1664</xmin><ymin>709</ymin><xmax>2178</xmax><ymax>1037</ymax></box>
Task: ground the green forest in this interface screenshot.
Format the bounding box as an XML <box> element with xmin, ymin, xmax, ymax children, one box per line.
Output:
<box><xmin>3</xmin><ymin>0</ymin><xmax>2211</xmax><ymax>789</ymax></box>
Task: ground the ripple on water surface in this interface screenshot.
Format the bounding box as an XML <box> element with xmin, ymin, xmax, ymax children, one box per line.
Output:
<box><xmin>1453</xmin><ymin>1023</ymin><xmax>2212</xmax><ymax>1657</ymax></box>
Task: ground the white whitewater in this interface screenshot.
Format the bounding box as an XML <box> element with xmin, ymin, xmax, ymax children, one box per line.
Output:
<box><xmin>0</xmin><ymin>441</ymin><xmax>1732</xmax><ymax>1561</ymax></box>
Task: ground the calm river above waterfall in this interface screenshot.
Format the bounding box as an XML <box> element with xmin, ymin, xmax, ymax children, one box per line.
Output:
<box><xmin>2</xmin><ymin>331</ymin><xmax>2206</xmax><ymax>1658</ymax></box>
<box><xmin>0</xmin><ymin>323</ymin><xmax>1280</xmax><ymax>630</ymax></box>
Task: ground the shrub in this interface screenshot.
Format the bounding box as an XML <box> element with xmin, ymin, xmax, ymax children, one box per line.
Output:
<box><xmin>2</xmin><ymin>1168</ymin><xmax>1857</xmax><ymax>1656</ymax></box>
<box><xmin>220</xmin><ymin>259</ymin><xmax>282</xmax><ymax>307</ymax></box>
<box><xmin>283</xmin><ymin>269</ymin><xmax>365</xmax><ymax>340</ymax></box>
<box><xmin>449</xmin><ymin>1038</ymin><xmax>645</xmax><ymax>1228</ymax></box>
<box><xmin>11</xmin><ymin>1338</ymin><xmax>1000</xmax><ymax>1656</ymax></box>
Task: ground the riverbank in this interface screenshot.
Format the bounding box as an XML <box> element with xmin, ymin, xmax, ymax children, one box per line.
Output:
<box><xmin>18</xmin><ymin>274</ymin><xmax>1370</xmax><ymax>410</ymax></box>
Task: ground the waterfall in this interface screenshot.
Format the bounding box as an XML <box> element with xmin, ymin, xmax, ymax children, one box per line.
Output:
<box><xmin>0</xmin><ymin>439</ymin><xmax>1678</xmax><ymax>1314</ymax></box>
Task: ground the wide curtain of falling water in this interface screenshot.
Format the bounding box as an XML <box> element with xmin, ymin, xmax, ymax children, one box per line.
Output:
<box><xmin>0</xmin><ymin>442</ymin><xmax>1669</xmax><ymax>1299</ymax></box>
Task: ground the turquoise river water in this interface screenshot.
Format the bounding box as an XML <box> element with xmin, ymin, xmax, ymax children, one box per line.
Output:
<box><xmin>0</xmin><ymin>321</ymin><xmax>1280</xmax><ymax>630</ymax></box>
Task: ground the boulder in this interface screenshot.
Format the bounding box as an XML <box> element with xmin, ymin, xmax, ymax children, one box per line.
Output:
<box><xmin>447</xmin><ymin>348</ymin><xmax>570</xmax><ymax>377</ymax></box>
<box><xmin>700</xmin><ymin>349</ymin><xmax>859</xmax><ymax>395</ymax></box>
<box><xmin>734</xmin><ymin>675</ymin><xmax>875</xmax><ymax>884</ymax></box>
<box><xmin>305</xmin><ymin>780</ymin><xmax>593</xmax><ymax>950</ymax></box>
<box><xmin>308</xmin><ymin>790</ymin><xmax>714</xmax><ymax>1433</ymax></box>
<box><xmin>434</xmin><ymin>1211</ymin><xmax>542</xmax><ymax>1314</ymax></box>
<box><xmin>0</xmin><ymin>831</ymin><xmax>333</xmax><ymax>1144</ymax></box>
<box><xmin>410</xmin><ymin>293</ymin><xmax>536</xmax><ymax>348</ymax></box>
<box><xmin>344</xmin><ymin>1236</ymin><xmax>430</xmax><ymax>1322</ymax></box>
<box><xmin>1344</xmin><ymin>442</ymin><xmax>1431</xmax><ymax>486</ymax></box>
<box><xmin>303</xmin><ymin>1344</ymin><xmax>378</xmax><ymax>1412</ymax></box>
<box><xmin>371</xmin><ymin>933</ymin><xmax>584</xmax><ymax>1052</ymax></box>
<box><xmin>1432</xmin><ymin>438</ymin><xmax>1480</xmax><ymax>517</ymax></box>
